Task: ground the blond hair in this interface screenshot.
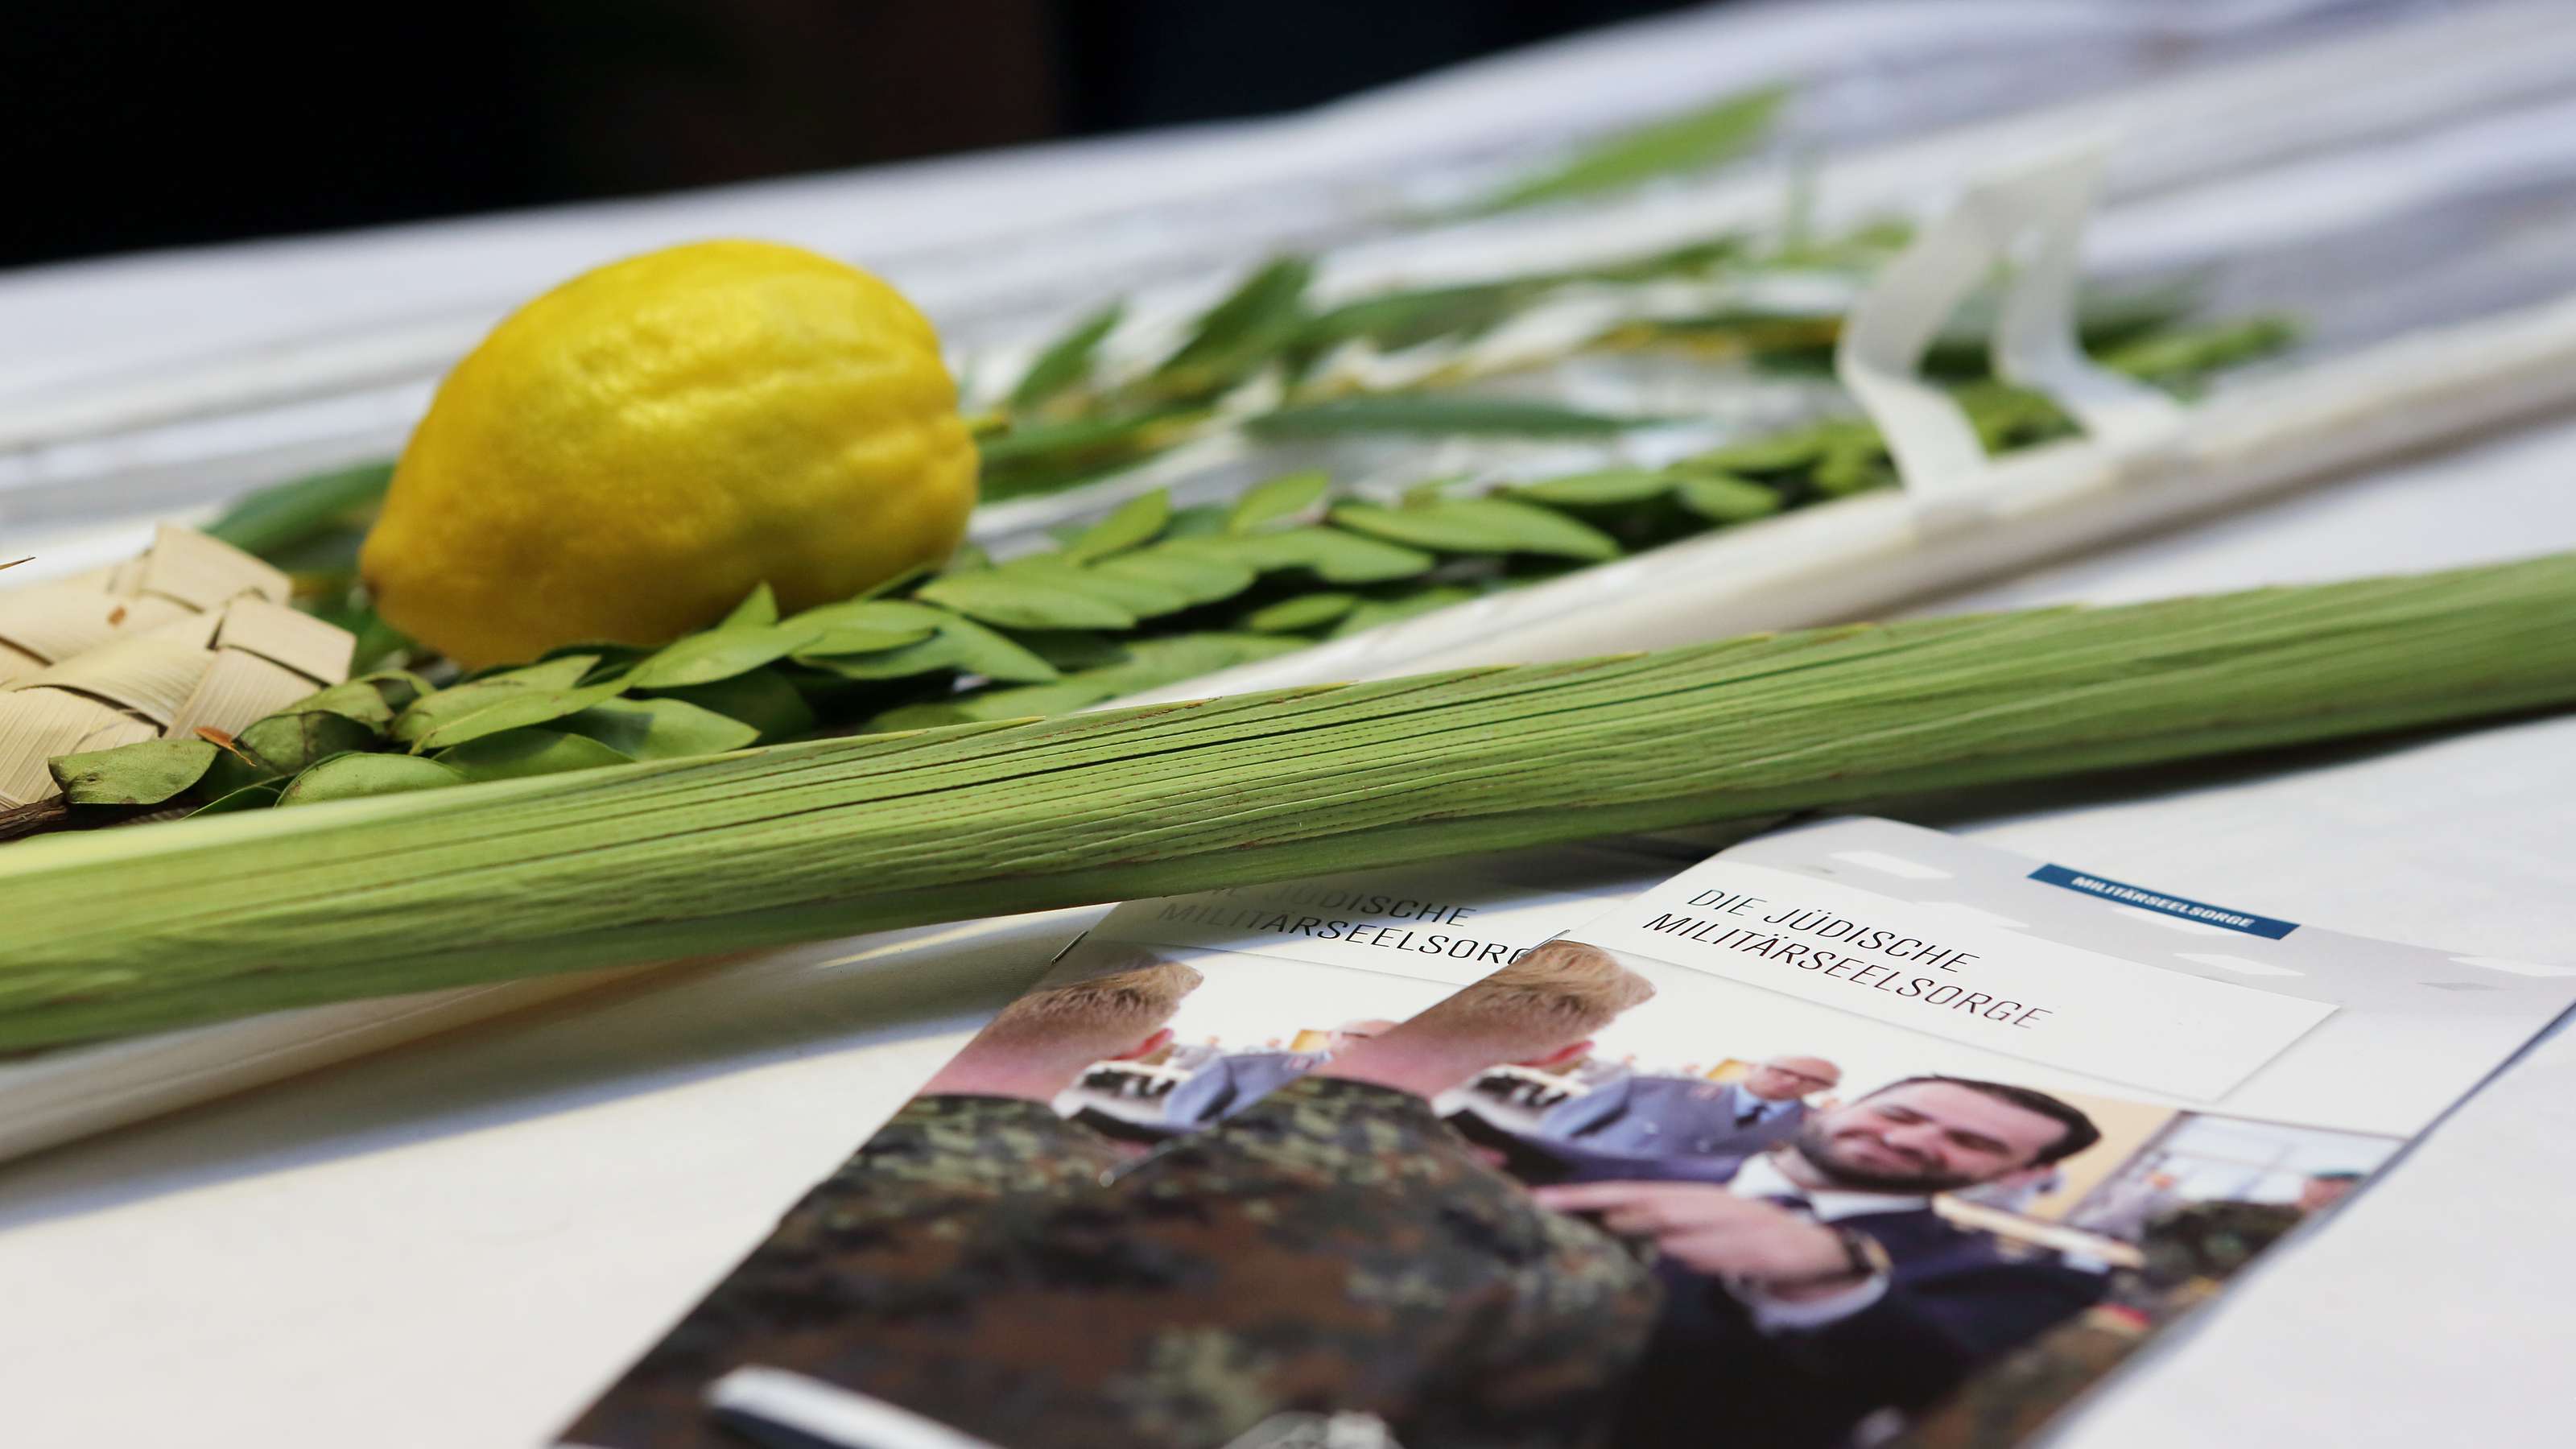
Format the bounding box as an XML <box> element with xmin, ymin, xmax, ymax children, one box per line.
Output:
<box><xmin>1414</xmin><ymin>939</ymin><xmax>1653</xmax><ymax>1042</ymax></box>
<box><xmin>975</xmin><ymin>948</ymin><xmax>1203</xmax><ymax>1054</ymax></box>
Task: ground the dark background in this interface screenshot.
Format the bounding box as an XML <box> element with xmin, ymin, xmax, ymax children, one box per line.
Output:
<box><xmin>5</xmin><ymin>1</ymin><xmax>1695</xmax><ymax>270</ymax></box>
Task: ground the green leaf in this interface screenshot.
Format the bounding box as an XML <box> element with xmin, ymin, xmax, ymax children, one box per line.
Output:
<box><xmin>436</xmin><ymin>729</ymin><xmax>637</xmax><ymax>782</ymax></box>
<box><xmin>360</xmin><ymin>671</ymin><xmax>435</xmax><ymax>716</ymax></box>
<box><xmin>1150</xmin><ymin>257</ymin><xmax>1313</xmax><ymax>398</ymax></box>
<box><xmin>409</xmin><ymin>682</ymin><xmax>627</xmax><ymax>752</ymax></box>
<box><xmin>1330</xmin><ymin>585</ymin><xmax>1481</xmax><ymax>638</ymax></box>
<box><xmin>936</xmin><ymin>633</ymin><xmax>1307</xmax><ymax>723</ymax></box>
<box><xmin>917</xmin><ymin>567</ymin><xmax>1139</xmax><ymax>630</ymax></box>
<box><xmin>440</xmin><ymin>653</ymin><xmax>605</xmax><ymax>691</ymax></box>
<box><xmin>203</xmin><ymin>461</ymin><xmax>395</xmax><ymax>558</ymax></box>
<box><xmin>790</xmin><ymin>598</ymin><xmax>952</xmax><ymax>634</ymax></box>
<box><xmin>1402</xmin><ymin>473</ymin><xmax>1473</xmax><ymax>506</ymax></box>
<box><xmin>1006</xmin><ymin>630</ymin><xmax>1129</xmax><ymax>672</ymax></box>
<box><xmin>1227</xmin><ymin>470</ymin><xmax>1332</xmax><ymax>535</ymax></box>
<box><xmin>1184</xmin><ymin>527</ymin><xmax>1436</xmax><ymax>584</ymax></box>
<box><xmin>721</xmin><ymin>583</ymin><xmax>780</xmax><ymax>629</ymax></box>
<box><xmin>1329</xmin><ymin>498</ymin><xmax>1619</xmax><ymax>561</ymax></box>
<box><xmin>793</xmin><ymin>623</ymin><xmax>939</xmax><ymax>658</ymax></box>
<box><xmin>625</xmin><ymin>621</ymin><xmax>828</xmax><ymax>690</ymax></box>
<box><xmin>559</xmin><ymin>698</ymin><xmax>760</xmax><ymax>761</ymax></box>
<box><xmin>1092</xmin><ymin>547</ymin><xmax>1259</xmax><ymax>607</ymax></box>
<box><xmin>1083</xmin><ymin>632</ymin><xmax>1306</xmax><ymax>691</ymax></box>
<box><xmin>1245</xmin><ymin>395</ymin><xmax>1660</xmax><ymax>439</ymax></box>
<box><xmin>806</xmin><ymin>615</ymin><xmax>1060</xmax><ymax>684</ymax></box>
<box><xmin>49</xmin><ymin>738</ymin><xmax>221</xmax><ymax>807</ymax></box>
<box><xmin>1676</xmin><ymin>473</ymin><xmax>1784</xmax><ymax>524</ymax></box>
<box><xmin>1063</xmin><ymin>491</ymin><xmax>1171</xmax><ymax>564</ymax></box>
<box><xmin>1009</xmin><ymin>556</ymin><xmax>1192</xmax><ymax>619</ymax></box>
<box><xmin>189</xmin><ymin>780</ymin><xmax>285</xmax><ymax>816</ymax></box>
<box><xmin>1242</xmin><ymin>592</ymin><xmax>1360</xmax><ymax>634</ymax></box>
<box><xmin>1297</xmin><ymin>284</ymin><xmax>1522</xmax><ymax>355</ymax></box>
<box><xmin>237</xmin><ymin>710</ymin><xmax>385</xmax><ymax>776</ymax></box>
<box><xmin>1811</xmin><ymin>437</ymin><xmax>1896</xmax><ymax>497</ymax></box>
<box><xmin>1506</xmin><ymin>468</ymin><xmax>1674</xmax><ymax>508</ymax></box>
<box><xmin>1468</xmin><ymin>84</ymin><xmax>1787</xmax><ymax>215</ymax></box>
<box><xmin>533</xmin><ymin>642</ymin><xmax>652</xmax><ymax>678</ymax></box>
<box><xmin>275</xmin><ymin>753</ymin><xmax>464</xmax><ymax>807</ymax></box>
<box><xmin>284</xmin><ymin>679</ymin><xmax>402</xmax><ymax>730</ymax></box>
<box><xmin>646</xmin><ymin>669</ymin><xmax>819</xmax><ymax>743</ymax></box>
<box><xmin>1161</xmin><ymin>503</ymin><xmax>1232</xmax><ymax>540</ymax></box>
<box><xmin>1678</xmin><ymin>427</ymin><xmax>1834</xmax><ymax>476</ymax></box>
<box><xmin>1009</xmin><ymin>301</ymin><xmax>1124</xmax><ymax>411</ymax></box>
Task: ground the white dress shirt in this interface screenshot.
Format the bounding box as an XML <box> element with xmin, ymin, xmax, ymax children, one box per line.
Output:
<box><xmin>1723</xmin><ymin>1153</ymin><xmax>1921</xmax><ymax>1330</ymax></box>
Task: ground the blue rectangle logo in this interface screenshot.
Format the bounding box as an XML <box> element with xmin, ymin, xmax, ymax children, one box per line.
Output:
<box><xmin>2027</xmin><ymin>865</ymin><xmax>2298</xmax><ymax>939</ymax></box>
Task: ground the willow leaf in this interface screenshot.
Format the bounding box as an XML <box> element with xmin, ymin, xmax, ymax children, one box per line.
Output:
<box><xmin>203</xmin><ymin>461</ymin><xmax>395</xmax><ymax>557</ymax></box>
<box><xmin>1182</xmin><ymin>527</ymin><xmax>1435</xmax><ymax>584</ymax></box>
<box><xmin>1469</xmin><ymin>84</ymin><xmax>1788</xmax><ymax>215</ymax></box>
<box><xmin>1674</xmin><ymin>474</ymin><xmax>1783</xmax><ymax>524</ymax></box>
<box><xmin>1506</xmin><ymin>469</ymin><xmax>1674</xmax><ymax>508</ymax></box>
<box><xmin>1246</xmin><ymin>395</ymin><xmax>1661</xmax><ymax>439</ymax></box>
<box><xmin>1150</xmin><ymin>256</ymin><xmax>1313</xmax><ymax>398</ymax></box>
<box><xmin>1009</xmin><ymin>302</ymin><xmax>1124</xmax><ymax>411</ymax></box>
<box><xmin>1330</xmin><ymin>498</ymin><xmax>1619</xmax><ymax>561</ymax></box>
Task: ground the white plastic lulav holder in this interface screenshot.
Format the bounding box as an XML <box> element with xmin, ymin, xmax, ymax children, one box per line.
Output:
<box><xmin>1836</xmin><ymin>140</ymin><xmax>2184</xmax><ymax>526</ymax></box>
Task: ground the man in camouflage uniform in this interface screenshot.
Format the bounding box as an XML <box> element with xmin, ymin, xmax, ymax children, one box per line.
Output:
<box><xmin>1893</xmin><ymin>1171</ymin><xmax>2365</xmax><ymax>1447</ymax></box>
<box><xmin>559</xmin><ymin>951</ymin><xmax>1203</xmax><ymax>1447</ymax></box>
<box><xmin>573</xmin><ymin>940</ymin><xmax>1666</xmax><ymax>1449</ymax></box>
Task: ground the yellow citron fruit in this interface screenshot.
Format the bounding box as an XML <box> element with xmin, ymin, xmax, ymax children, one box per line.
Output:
<box><xmin>361</xmin><ymin>239</ymin><xmax>976</xmax><ymax>667</ymax></box>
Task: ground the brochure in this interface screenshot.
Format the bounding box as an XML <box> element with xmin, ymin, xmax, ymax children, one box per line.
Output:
<box><xmin>562</xmin><ymin>819</ymin><xmax>2576</xmax><ymax>1449</ymax></box>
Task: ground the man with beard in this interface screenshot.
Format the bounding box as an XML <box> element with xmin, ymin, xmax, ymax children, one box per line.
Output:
<box><xmin>1536</xmin><ymin>1076</ymin><xmax>2106</xmax><ymax>1449</ymax></box>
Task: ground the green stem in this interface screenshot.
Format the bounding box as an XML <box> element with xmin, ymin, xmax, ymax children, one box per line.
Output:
<box><xmin>6</xmin><ymin>553</ymin><xmax>2569</xmax><ymax>1052</ymax></box>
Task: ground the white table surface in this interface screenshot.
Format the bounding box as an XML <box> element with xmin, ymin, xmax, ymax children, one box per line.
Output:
<box><xmin>5</xmin><ymin>6</ymin><xmax>2574</xmax><ymax>1447</ymax></box>
<box><xmin>3</xmin><ymin>408</ymin><xmax>2568</xmax><ymax>1449</ymax></box>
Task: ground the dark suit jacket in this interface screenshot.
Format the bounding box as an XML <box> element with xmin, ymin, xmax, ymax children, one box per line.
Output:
<box><xmin>1612</xmin><ymin>1203</ymin><xmax>2107</xmax><ymax>1449</ymax></box>
<box><xmin>1538</xmin><ymin>1075</ymin><xmax>1807</xmax><ymax>1159</ymax></box>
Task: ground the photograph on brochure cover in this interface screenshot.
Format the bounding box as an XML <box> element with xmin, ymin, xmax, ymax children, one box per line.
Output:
<box><xmin>561</xmin><ymin>819</ymin><xmax>2573</xmax><ymax>1449</ymax></box>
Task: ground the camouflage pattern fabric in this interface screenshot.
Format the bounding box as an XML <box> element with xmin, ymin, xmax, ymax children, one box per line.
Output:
<box><xmin>1893</xmin><ymin>1200</ymin><xmax>2305</xmax><ymax>1448</ymax></box>
<box><xmin>561</xmin><ymin>1093</ymin><xmax>1127</xmax><ymax>1447</ymax></box>
<box><xmin>568</xmin><ymin>1077</ymin><xmax>1661</xmax><ymax>1449</ymax></box>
